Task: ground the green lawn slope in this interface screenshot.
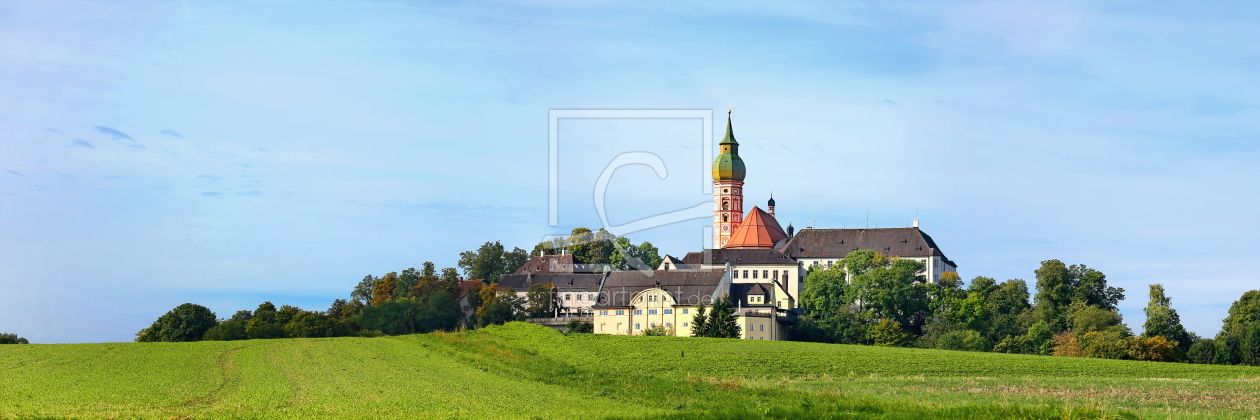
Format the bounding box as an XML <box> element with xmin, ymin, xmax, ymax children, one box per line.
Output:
<box><xmin>3</xmin><ymin>322</ymin><xmax>1258</xmax><ymax>419</ymax></box>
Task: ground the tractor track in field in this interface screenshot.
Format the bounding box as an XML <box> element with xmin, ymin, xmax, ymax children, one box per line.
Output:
<box><xmin>179</xmin><ymin>343</ymin><xmax>253</xmax><ymax>409</ymax></box>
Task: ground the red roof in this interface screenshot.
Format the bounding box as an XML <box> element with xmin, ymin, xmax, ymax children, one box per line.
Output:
<box><xmin>457</xmin><ymin>280</ymin><xmax>483</xmax><ymax>300</ymax></box>
<box><xmin>722</xmin><ymin>206</ymin><xmax>788</xmax><ymax>249</ymax></box>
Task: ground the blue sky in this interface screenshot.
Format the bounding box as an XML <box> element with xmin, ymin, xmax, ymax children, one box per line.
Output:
<box><xmin>1</xmin><ymin>1</ymin><xmax>1257</xmax><ymax>343</ymax></box>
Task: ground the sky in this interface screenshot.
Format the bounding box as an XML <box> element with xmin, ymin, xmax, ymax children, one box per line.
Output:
<box><xmin>1</xmin><ymin>0</ymin><xmax>1258</xmax><ymax>343</ymax></box>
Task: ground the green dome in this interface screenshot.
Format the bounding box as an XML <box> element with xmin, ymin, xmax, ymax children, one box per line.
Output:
<box><xmin>713</xmin><ymin>154</ymin><xmax>746</xmax><ymax>181</ymax></box>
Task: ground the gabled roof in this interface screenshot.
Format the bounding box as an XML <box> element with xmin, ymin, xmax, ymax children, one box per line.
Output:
<box><xmin>730</xmin><ymin>283</ymin><xmax>776</xmax><ymax>307</ymax></box>
<box><xmin>659</xmin><ymin>255</ymin><xmax>690</xmax><ymax>270</ymax></box>
<box><xmin>512</xmin><ymin>254</ymin><xmax>596</xmax><ymax>274</ymax></box>
<box><xmin>777</xmin><ymin>227</ymin><xmax>956</xmax><ymax>267</ymax></box>
<box><xmin>593</xmin><ymin>269</ymin><xmax>726</xmax><ymax>308</ymax></box>
<box><xmin>496</xmin><ymin>273</ymin><xmax>605</xmax><ymax>293</ymax></box>
<box><xmin>456</xmin><ymin>280</ymin><xmax>483</xmax><ymax>301</ymax></box>
<box><xmin>723</xmin><ymin>206</ymin><xmax>788</xmax><ymax>249</ymax></box>
<box><xmin>681</xmin><ymin>248</ymin><xmax>795</xmax><ymax>266</ymax></box>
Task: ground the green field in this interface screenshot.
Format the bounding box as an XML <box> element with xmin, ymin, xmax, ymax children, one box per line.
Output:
<box><xmin>3</xmin><ymin>323</ymin><xmax>1259</xmax><ymax>419</ymax></box>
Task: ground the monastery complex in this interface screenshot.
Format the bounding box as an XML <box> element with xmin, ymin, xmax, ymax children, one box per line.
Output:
<box><xmin>498</xmin><ymin>112</ymin><xmax>957</xmax><ymax>340</ymax></box>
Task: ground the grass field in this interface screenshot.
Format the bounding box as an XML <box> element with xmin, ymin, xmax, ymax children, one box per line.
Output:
<box><xmin>3</xmin><ymin>323</ymin><xmax>1259</xmax><ymax>419</ymax></box>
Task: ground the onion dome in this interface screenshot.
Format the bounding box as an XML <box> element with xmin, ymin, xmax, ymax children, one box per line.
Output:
<box><xmin>712</xmin><ymin>113</ymin><xmax>746</xmax><ymax>181</ymax></box>
<box><xmin>767</xmin><ymin>194</ymin><xmax>775</xmax><ymax>207</ymax></box>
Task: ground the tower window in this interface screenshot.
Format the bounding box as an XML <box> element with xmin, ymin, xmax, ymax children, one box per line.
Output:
<box><xmin>723</xmin><ymin>215</ymin><xmax>729</xmax><ymax>222</ymax></box>
<box><xmin>723</xmin><ymin>189</ymin><xmax>729</xmax><ymax>193</ymax></box>
<box><xmin>722</xmin><ymin>201</ymin><xmax>729</xmax><ymax>210</ymax></box>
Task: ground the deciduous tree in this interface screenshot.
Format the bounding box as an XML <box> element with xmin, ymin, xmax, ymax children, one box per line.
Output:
<box><xmin>136</xmin><ymin>303</ymin><xmax>218</xmax><ymax>342</ymax></box>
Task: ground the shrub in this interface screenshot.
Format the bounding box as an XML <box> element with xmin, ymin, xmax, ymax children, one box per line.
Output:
<box><xmin>641</xmin><ymin>325</ymin><xmax>674</xmax><ymax>336</ymax></box>
<box><xmin>1080</xmin><ymin>330</ymin><xmax>1127</xmax><ymax>360</ymax></box>
<box><xmin>936</xmin><ymin>330</ymin><xmax>993</xmax><ymax>352</ymax></box>
<box><xmin>1125</xmin><ymin>335</ymin><xmax>1177</xmax><ymax>362</ymax></box>
<box><xmin>1186</xmin><ymin>338</ymin><xmax>1216</xmax><ymax>364</ymax></box>
<box><xmin>871</xmin><ymin>319</ymin><xmax>913</xmax><ymax>347</ymax></box>
<box><xmin>992</xmin><ymin>335</ymin><xmax>1031</xmax><ymax>354</ymax></box>
<box><xmin>1050</xmin><ymin>331</ymin><xmax>1082</xmax><ymax>357</ymax></box>
<box><xmin>564</xmin><ymin>320</ymin><xmax>593</xmax><ymax>334</ymax></box>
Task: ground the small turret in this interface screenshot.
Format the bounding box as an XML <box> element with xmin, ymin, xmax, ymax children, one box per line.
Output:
<box><xmin>767</xmin><ymin>194</ymin><xmax>775</xmax><ymax>217</ymax></box>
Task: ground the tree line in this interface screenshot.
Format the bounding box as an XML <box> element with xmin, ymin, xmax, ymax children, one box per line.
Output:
<box><xmin>793</xmin><ymin>250</ymin><xmax>1260</xmax><ymax>365</ymax></box>
<box><xmin>135</xmin><ymin>229</ymin><xmax>663</xmax><ymax>342</ymax></box>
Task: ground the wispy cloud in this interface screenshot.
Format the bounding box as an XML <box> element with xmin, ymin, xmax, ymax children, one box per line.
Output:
<box><xmin>94</xmin><ymin>126</ymin><xmax>134</xmax><ymax>141</ymax></box>
<box><xmin>6</xmin><ymin>170</ymin><xmax>23</xmax><ymax>176</ymax></box>
<box><xmin>237</xmin><ymin>190</ymin><xmax>262</xmax><ymax>196</ymax></box>
<box><xmin>73</xmin><ymin>139</ymin><xmax>94</xmax><ymax>148</ymax></box>
<box><xmin>159</xmin><ymin>129</ymin><xmax>184</xmax><ymax>138</ymax></box>
<box><xmin>42</xmin><ymin>127</ymin><xmax>63</xmax><ymax>134</ymax></box>
<box><xmin>56</xmin><ymin>173</ymin><xmax>78</xmax><ymax>180</ymax></box>
<box><xmin>201</xmin><ymin>191</ymin><xmax>223</xmax><ymax>197</ymax></box>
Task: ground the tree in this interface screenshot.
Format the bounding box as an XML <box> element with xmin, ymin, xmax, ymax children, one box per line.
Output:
<box><xmin>371</xmin><ymin>272</ymin><xmax>398</xmax><ymax>306</ymax></box>
<box><xmin>871</xmin><ymin>318</ymin><xmax>913</xmax><ymax>347</ymax></box>
<box><xmin>284</xmin><ymin>311</ymin><xmax>341</xmax><ymax>338</ymax></box>
<box><xmin>799</xmin><ymin>266</ymin><xmax>848</xmax><ymax>319</ymax></box>
<box><xmin>246</xmin><ymin>301</ymin><xmax>285</xmax><ymax>339</ymax></box>
<box><xmin>1034</xmin><ymin>260</ymin><xmax>1074</xmax><ymax>331</ymax></box>
<box><xmin>459</xmin><ymin>241</ymin><xmax>529</xmax><ymax>281</ymax></box>
<box><xmin>202</xmin><ymin>319</ymin><xmax>247</xmax><ymax>341</ymax></box>
<box><xmin>691</xmin><ymin>296</ymin><xmax>740</xmax><ymax>338</ymax></box>
<box><xmin>1026</xmin><ymin>321</ymin><xmax>1054</xmax><ymax>355</ymax></box>
<box><xmin>474</xmin><ymin>283</ymin><xmax>524</xmax><ymax>327</ymax></box>
<box><xmin>1034</xmin><ymin>260</ymin><xmax>1124</xmax><ymax>332</ymax></box>
<box><xmin>847</xmin><ymin>255</ymin><xmax>930</xmax><ymax>334</ymax></box>
<box><xmin>1186</xmin><ymin>338</ymin><xmax>1216</xmax><ymax>364</ymax></box>
<box><xmin>351</xmin><ymin>275</ymin><xmax>376</xmax><ymax>305</ymax></box>
<box><xmin>1068</xmin><ymin>302</ymin><xmax>1127</xmax><ymax>335</ymax></box>
<box><xmin>136</xmin><ymin>303</ymin><xmax>219</xmax><ymax>342</ymax></box>
<box><xmin>1214</xmin><ymin>290</ymin><xmax>1260</xmax><ymax>366</ymax></box>
<box><xmin>0</xmin><ymin>333</ymin><xmax>29</xmax><ymax>344</ymax></box>
<box><xmin>525</xmin><ymin>282</ymin><xmax>561</xmax><ymax>318</ymax></box>
<box><xmin>1142</xmin><ymin>284</ymin><xmax>1194</xmax><ymax>354</ymax></box>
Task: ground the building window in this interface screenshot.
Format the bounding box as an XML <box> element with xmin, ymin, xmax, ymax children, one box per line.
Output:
<box><xmin>723</xmin><ymin>188</ymin><xmax>729</xmax><ymax>193</ymax></box>
<box><xmin>565</xmin><ymin>293</ymin><xmax>572</xmax><ymax>300</ymax></box>
<box><xmin>599</xmin><ymin>310</ymin><xmax>608</xmax><ymax>316</ymax></box>
<box><xmin>683</xmin><ymin>308</ymin><xmax>690</xmax><ymax>314</ymax></box>
<box><xmin>723</xmin><ymin>214</ymin><xmax>729</xmax><ymax>222</ymax></box>
<box><xmin>760</xmin><ymin>324</ymin><xmax>765</xmax><ymax>331</ymax></box>
<box><xmin>743</xmin><ymin>270</ymin><xmax>748</xmax><ymax>278</ymax></box>
<box><xmin>763</xmin><ymin>270</ymin><xmax>768</xmax><ymax>279</ymax></box>
<box><xmin>723</xmin><ymin>201</ymin><xmax>729</xmax><ymax>210</ymax></box>
<box><xmin>635</xmin><ymin>323</ymin><xmax>641</xmax><ymax>330</ymax></box>
<box><xmin>752</xmin><ymin>270</ymin><xmax>758</xmax><ymax>279</ymax></box>
<box><xmin>665</xmin><ymin>323</ymin><xmax>672</xmax><ymax>328</ymax></box>
<box><xmin>649</xmin><ymin>309</ymin><xmax>658</xmax><ymax>315</ymax></box>
<box><xmin>650</xmin><ymin>323</ymin><xmax>656</xmax><ymax>328</ymax></box>
<box><xmin>633</xmin><ymin>309</ymin><xmax>642</xmax><ymax>315</ymax></box>
<box><xmin>827</xmin><ymin>261</ymin><xmax>833</xmax><ymax>268</ymax></box>
<box><xmin>615</xmin><ymin>310</ymin><xmax>625</xmax><ymax>316</ymax></box>
<box><xmin>733</xmin><ymin>270</ymin><xmax>739</xmax><ymax>279</ymax></box>
<box><xmin>682</xmin><ymin>322</ymin><xmax>689</xmax><ymax>328</ymax></box>
<box><xmin>664</xmin><ymin>309</ymin><xmax>673</xmax><ymax>315</ymax></box>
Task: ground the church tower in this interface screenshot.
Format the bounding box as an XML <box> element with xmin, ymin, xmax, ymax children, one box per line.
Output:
<box><xmin>713</xmin><ymin>111</ymin><xmax>746</xmax><ymax>248</ymax></box>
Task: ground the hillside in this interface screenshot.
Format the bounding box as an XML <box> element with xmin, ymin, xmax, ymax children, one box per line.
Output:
<box><xmin>3</xmin><ymin>323</ymin><xmax>1258</xmax><ymax>419</ymax></box>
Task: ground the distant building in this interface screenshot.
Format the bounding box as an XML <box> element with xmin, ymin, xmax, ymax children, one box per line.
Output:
<box><xmin>496</xmin><ymin>273</ymin><xmax>604</xmax><ymax>317</ymax></box>
<box><xmin>590</xmin><ymin>268</ymin><xmax>791</xmax><ymax>340</ymax></box>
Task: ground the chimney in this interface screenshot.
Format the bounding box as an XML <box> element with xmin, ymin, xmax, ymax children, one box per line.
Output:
<box><xmin>912</xmin><ymin>219</ymin><xmax>919</xmax><ymax>228</ymax></box>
